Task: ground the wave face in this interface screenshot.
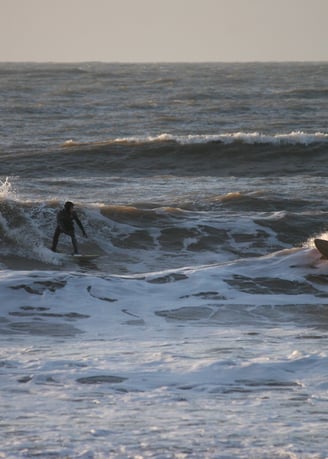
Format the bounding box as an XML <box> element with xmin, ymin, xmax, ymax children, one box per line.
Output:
<box><xmin>1</xmin><ymin>62</ymin><xmax>328</xmax><ymax>458</ymax></box>
<box><xmin>0</xmin><ymin>184</ymin><xmax>326</xmax><ymax>274</ymax></box>
<box><xmin>1</xmin><ymin>132</ymin><xmax>328</xmax><ymax>179</ymax></box>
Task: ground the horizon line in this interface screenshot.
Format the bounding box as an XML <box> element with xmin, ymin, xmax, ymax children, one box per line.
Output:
<box><xmin>0</xmin><ymin>59</ymin><xmax>327</xmax><ymax>65</ymax></box>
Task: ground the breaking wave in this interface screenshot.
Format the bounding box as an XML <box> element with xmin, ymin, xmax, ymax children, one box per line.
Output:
<box><xmin>2</xmin><ymin>131</ymin><xmax>328</xmax><ymax>179</ymax></box>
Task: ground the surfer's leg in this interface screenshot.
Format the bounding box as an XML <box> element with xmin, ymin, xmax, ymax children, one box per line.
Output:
<box><xmin>71</xmin><ymin>232</ymin><xmax>79</xmax><ymax>254</ymax></box>
<box><xmin>51</xmin><ymin>226</ymin><xmax>61</xmax><ymax>252</ymax></box>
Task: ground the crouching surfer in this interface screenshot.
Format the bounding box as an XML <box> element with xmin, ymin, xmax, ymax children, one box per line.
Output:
<box><xmin>51</xmin><ymin>201</ymin><xmax>87</xmax><ymax>254</ymax></box>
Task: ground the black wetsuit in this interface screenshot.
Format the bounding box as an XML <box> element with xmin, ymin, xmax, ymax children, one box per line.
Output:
<box><xmin>51</xmin><ymin>209</ymin><xmax>86</xmax><ymax>254</ymax></box>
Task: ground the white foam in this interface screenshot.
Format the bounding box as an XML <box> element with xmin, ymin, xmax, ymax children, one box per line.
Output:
<box><xmin>1</xmin><ymin>245</ymin><xmax>328</xmax><ymax>456</ymax></box>
<box><xmin>0</xmin><ymin>177</ymin><xmax>14</xmax><ymax>198</ymax></box>
<box><xmin>163</xmin><ymin>131</ymin><xmax>325</xmax><ymax>145</ymax></box>
<box><xmin>172</xmin><ymin>130</ymin><xmax>328</xmax><ymax>145</ymax></box>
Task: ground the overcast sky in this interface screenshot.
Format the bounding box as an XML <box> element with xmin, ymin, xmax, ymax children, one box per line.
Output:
<box><xmin>1</xmin><ymin>0</ymin><xmax>327</xmax><ymax>62</ymax></box>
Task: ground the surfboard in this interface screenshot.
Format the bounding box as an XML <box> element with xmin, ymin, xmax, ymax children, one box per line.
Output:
<box><xmin>71</xmin><ymin>254</ymin><xmax>99</xmax><ymax>260</ymax></box>
<box><xmin>52</xmin><ymin>250</ymin><xmax>101</xmax><ymax>262</ymax></box>
<box><xmin>314</xmin><ymin>239</ymin><xmax>328</xmax><ymax>258</ymax></box>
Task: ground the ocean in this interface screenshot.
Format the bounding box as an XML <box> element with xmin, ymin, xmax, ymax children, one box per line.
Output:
<box><xmin>1</xmin><ymin>62</ymin><xmax>328</xmax><ymax>458</ymax></box>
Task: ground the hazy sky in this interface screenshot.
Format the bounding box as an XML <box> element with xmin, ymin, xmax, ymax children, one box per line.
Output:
<box><xmin>1</xmin><ymin>0</ymin><xmax>327</xmax><ymax>62</ymax></box>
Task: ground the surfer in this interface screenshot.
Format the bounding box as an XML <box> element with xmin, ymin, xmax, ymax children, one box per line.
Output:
<box><xmin>51</xmin><ymin>201</ymin><xmax>87</xmax><ymax>254</ymax></box>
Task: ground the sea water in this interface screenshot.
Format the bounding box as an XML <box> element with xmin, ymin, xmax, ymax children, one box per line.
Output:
<box><xmin>1</xmin><ymin>62</ymin><xmax>328</xmax><ymax>458</ymax></box>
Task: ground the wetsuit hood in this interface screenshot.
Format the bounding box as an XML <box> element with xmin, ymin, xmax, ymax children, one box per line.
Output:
<box><xmin>64</xmin><ymin>201</ymin><xmax>74</xmax><ymax>211</ymax></box>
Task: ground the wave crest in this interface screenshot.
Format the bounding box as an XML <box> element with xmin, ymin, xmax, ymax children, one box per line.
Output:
<box><xmin>62</xmin><ymin>131</ymin><xmax>328</xmax><ymax>149</ymax></box>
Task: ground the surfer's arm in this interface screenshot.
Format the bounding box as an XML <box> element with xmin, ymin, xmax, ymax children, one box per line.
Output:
<box><xmin>73</xmin><ymin>213</ymin><xmax>87</xmax><ymax>237</ymax></box>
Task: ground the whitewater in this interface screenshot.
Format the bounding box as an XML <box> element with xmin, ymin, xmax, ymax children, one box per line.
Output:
<box><xmin>1</xmin><ymin>62</ymin><xmax>328</xmax><ymax>458</ymax></box>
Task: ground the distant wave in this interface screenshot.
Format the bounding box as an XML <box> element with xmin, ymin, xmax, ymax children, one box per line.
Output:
<box><xmin>2</xmin><ymin>131</ymin><xmax>328</xmax><ymax>180</ymax></box>
<box><xmin>62</xmin><ymin>131</ymin><xmax>328</xmax><ymax>148</ymax></box>
<box><xmin>48</xmin><ymin>131</ymin><xmax>328</xmax><ymax>179</ymax></box>
<box><xmin>285</xmin><ymin>88</ymin><xmax>328</xmax><ymax>99</ymax></box>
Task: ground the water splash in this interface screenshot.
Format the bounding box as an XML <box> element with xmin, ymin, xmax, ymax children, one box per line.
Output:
<box><xmin>0</xmin><ymin>177</ymin><xmax>14</xmax><ymax>199</ymax></box>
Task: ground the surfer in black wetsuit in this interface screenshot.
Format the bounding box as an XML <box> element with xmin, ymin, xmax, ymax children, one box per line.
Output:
<box><xmin>51</xmin><ymin>201</ymin><xmax>87</xmax><ymax>254</ymax></box>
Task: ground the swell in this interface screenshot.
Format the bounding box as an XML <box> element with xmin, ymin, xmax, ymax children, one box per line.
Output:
<box><xmin>1</xmin><ymin>134</ymin><xmax>328</xmax><ymax>178</ymax></box>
